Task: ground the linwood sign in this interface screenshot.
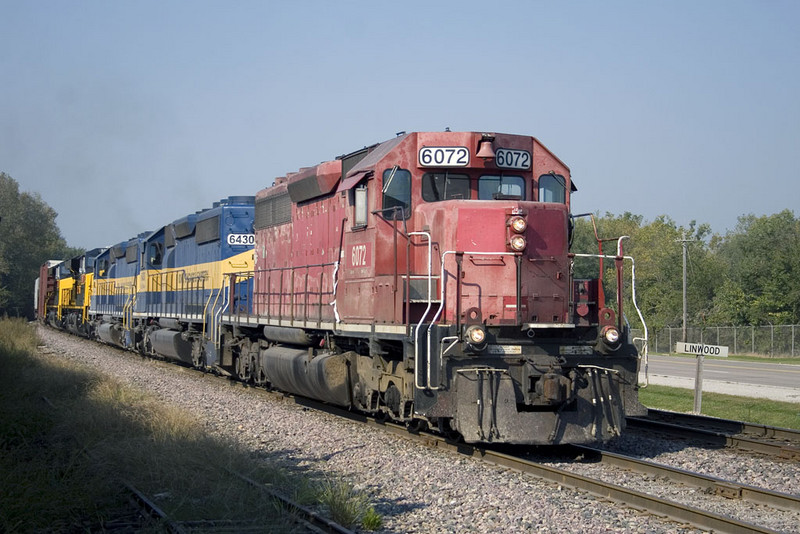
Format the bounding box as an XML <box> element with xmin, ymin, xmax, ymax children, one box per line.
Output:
<box><xmin>675</xmin><ymin>342</ymin><xmax>729</xmax><ymax>358</ymax></box>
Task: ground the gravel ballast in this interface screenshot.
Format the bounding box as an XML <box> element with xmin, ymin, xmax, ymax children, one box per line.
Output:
<box><xmin>35</xmin><ymin>326</ymin><xmax>798</xmax><ymax>533</ymax></box>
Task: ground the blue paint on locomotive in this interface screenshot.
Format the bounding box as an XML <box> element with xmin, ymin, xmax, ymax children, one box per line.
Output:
<box><xmin>91</xmin><ymin>233</ymin><xmax>150</xmax><ymax>318</ymax></box>
<box><xmin>136</xmin><ymin>196</ymin><xmax>256</xmax><ymax>324</ymax></box>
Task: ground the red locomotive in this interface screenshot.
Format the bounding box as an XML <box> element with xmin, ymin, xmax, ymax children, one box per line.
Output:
<box><xmin>223</xmin><ymin>131</ymin><xmax>644</xmax><ymax>444</ymax></box>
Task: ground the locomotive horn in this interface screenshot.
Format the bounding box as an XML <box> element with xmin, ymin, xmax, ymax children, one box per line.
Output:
<box><xmin>476</xmin><ymin>134</ymin><xmax>496</xmax><ymax>159</ymax></box>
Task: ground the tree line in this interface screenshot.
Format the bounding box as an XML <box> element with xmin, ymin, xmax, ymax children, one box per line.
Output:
<box><xmin>0</xmin><ymin>173</ymin><xmax>80</xmax><ymax>318</ymax></box>
<box><xmin>1</xmin><ymin>171</ymin><xmax>797</xmax><ymax>327</ymax></box>
<box><xmin>572</xmin><ymin>210</ymin><xmax>800</xmax><ymax>330</ymax></box>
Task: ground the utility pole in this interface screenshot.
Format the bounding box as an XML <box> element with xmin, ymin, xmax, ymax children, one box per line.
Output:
<box><xmin>677</xmin><ymin>231</ymin><xmax>693</xmax><ymax>343</ymax></box>
<box><xmin>676</xmin><ymin>231</ymin><xmax>702</xmax><ymax>412</ymax></box>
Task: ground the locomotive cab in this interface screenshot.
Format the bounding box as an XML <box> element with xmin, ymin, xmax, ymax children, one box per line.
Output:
<box><xmin>335</xmin><ymin>132</ymin><xmax>643</xmax><ymax>443</ymax></box>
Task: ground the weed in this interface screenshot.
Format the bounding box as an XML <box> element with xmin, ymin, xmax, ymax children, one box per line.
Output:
<box><xmin>361</xmin><ymin>505</ymin><xmax>384</xmax><ymax>530</ymax></box>
<box><xmin>317</xmin><ymin>476</ymin><xmax>382</xmax><ymax>528</ymax></box>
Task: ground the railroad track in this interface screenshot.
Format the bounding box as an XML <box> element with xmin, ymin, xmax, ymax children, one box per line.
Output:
<box><xmin>120</xmin><ymin>474</ymin><xmax>354</xmax><ymax>534</ymax></box>
<box><xmin>628</xmin><ymin>409</ymin><xmax>800</xmax><ymax>459</ymax></box>
<box><xmin>284</xmin><ymin>398</ymin><xmax>799</xmax><ymax>534</ymax></box>
<box><xmin>38</xmin><ymin>346</ymin><xmax>354</xmax><ymax>534</ymax></box>
<box><xmin>41</xmin><ymin>329</ymin><xmax>800</xmax><ymax>533</ymax></box>
<box><xmin>397</xmin><ymin>430</ymin><xmax>797</xmax><ymax>533</ymax></box>
<box><xmin>137</xmin><ymin>357</ymin><xmax>800</xmax><ymax>533</ymax></box>
<box><xmin>569</xmin><ymin>445</ymin><xmax>800</xmax><ymax>513</ymax></box>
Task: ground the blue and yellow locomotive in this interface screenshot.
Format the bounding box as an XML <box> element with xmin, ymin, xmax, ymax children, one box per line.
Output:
<box><xmin>89</xmin><ymin>196</ymin><xmax>256</xmax><ymax>366</ymax></box>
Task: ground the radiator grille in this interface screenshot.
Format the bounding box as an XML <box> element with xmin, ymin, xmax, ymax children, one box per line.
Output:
<box><xmin>254</xmin><ymin>193</ymin><xmax>291</xmax><ymax>229</ymax></box>
<box><xmin>196</xmin><ymin>216</ymin><xmax>220</xmax><ymax>244</ymax></box>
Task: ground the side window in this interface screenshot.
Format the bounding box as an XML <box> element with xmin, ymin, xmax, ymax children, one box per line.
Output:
<box><xmin>97</xmin><ymin>259</ymin><xmax>109</xmax><ymax>278</ymax></box>
<box><xmin>354</xmin><ymin>186</ymin><xmax>368</xmax><ymax>228</ymax></box>
<box><xmin>422</xmin><ymin>173</ymin><xmax>470</xmax><ymax>202</ymax></box>
<box><xmin>538</xmin><ymin>174</ymin><xmax>566</xmax><ymax>203</ymax></box>
<box><xmin>478</xmin><ymin>175</ymin><xmax>525</xmax><ymax>200</ymax></box>
<box><xmin>148</xmin><ymin>243</ymin><xmax>163</xmax><ymax>268</ymax></box>
<box><xmin>382</xmin><ymin>167</ymin><xmax>411</xmax><ymax>220</ymax></box>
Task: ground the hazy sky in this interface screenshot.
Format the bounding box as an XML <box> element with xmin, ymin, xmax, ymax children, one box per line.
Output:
<box><xmin>2</xmin><ymin>0</ymin><xmax>798</xmax><ymax>248</ymax></box>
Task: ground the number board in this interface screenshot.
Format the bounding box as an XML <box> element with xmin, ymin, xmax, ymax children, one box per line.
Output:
<box><xmin>495</xmin><ymin>148</ymin><xmax>531</xmax><ymax>170</ymax></box>
<box><xmin>349</xmin><ymin>243</ymin><xmax>372</xmax><ymax>268</ymax></box>
<box><xmin>227</xmin><ymin>234</ymin><xmax>255</xmax><ymax>246</ymax></box>
<box><xmin>419</xmin><ymin>146</ymin><xmax>470</xmax><ymax>167</ymax></box>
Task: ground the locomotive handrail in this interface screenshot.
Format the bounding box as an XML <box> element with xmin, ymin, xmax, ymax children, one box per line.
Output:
<box><xmin>225</xmin><ymin>271</ymin><xmax>255</xmax><ymax>317</ymax></box>
<box><xmin>408</xmin><ymin>231</ymin><xmax>433</xmax><ymax>320</ymax></box>
<box><xmin>122</xmin><ymin>286</ymin><xmax>135</xmax><ymax>332</ymax></box>
<box><xmin>212</xmin><ymin>277</ymin><xmax>231</xmax><ymax>351</ymax></box>
<box><xmin>418</xmin><ymin>250</ymin><xmax>521</xmax><ymax>390</ymax></box>
<box><xmin>202</xmin><ymin>285</ymin><xmax>219</xmax><ymax>341</ymax></box>
<box><xmin>571</xmin><ymin>241</ymin><xmax>650</xmax><ymax>385</ymax></box>
<box><xmin>239</xmin><ymin>261</ymin><xmax>338</xmax><ymax>324</ymax></box>
<box><xmin>408</xmin><ymin>231</ymin><xmax>433</xmax><ymax>390</ymax></box>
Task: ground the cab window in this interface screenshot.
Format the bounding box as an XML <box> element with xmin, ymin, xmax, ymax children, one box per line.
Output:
<box><xmin>148</xmin><ymin>243</ymin><xmax>163</xmax><ymax>268</ymax></box>
<box><xmin>422</xmin><ymin>173</ymin><xmax>470</xmax><ymax>201</ymax></box>
<box><xmin>478</xmin><ymin>175</ymin><xmax>525</xmax><ymax>200</ymax></box>
<box><xmin>96</xmin><ymin>259</ymin><xmax>109</xmax><ymax>278</ymax></box>
<box><xmin>538</xmin><ymin>174</ymin><xmax>567</xmax><ymax>203</ymax></box>
<box><xmin>382</xmin><ymin>167</ymin><xmax>411</xmax><ymax>219</ymax></box>
<box><xmin>354</xmin><ymin>186</ymin><xmax>368</xmax><ymax>228</ymax></box>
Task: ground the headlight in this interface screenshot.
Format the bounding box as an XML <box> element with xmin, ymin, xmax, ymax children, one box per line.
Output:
<box><xmin>509</xmin><ymin>235</ymin><xmax>527</xmax><ymax>252</ymax></box>
<box><xmin>465</xmin><ymin>325</ymin><xmax>487</xmax><ymax>346</ymax></box>
<box><xmin>509</xmin><ymin>216</ymin><xmax>527</xmax><ymax>233</ymax></box>
<box><xmin>601</xmin><ymin>325</ymin><xmax>621</xmax><ymax>347</ymax></box>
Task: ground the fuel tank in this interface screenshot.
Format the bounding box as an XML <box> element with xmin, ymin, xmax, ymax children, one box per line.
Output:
<box><xmin>97</xmin><ymin>323</ymin><xmax>125</xmax><ymax>348</ymax></box>
<box><xmin>260</xmin><ymin>346</ymin><xmax>352</xmax><ymax>406</ymax></box>
<box><xmin>150</xmin><ymin>329</ymin><xmax>194</xmax><ymax>364</ymax></box>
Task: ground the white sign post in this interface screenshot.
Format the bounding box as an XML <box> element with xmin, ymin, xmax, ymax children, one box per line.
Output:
<box><xmin>674</xmin><ymin>342</ymin><xmax>730</xmax><ymax>413</ymax></box>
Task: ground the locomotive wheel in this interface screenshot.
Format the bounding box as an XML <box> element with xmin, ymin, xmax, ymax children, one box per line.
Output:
<box><xmin>235</xmin><ymin>355</ymin><xmax>250</xmax><ymax>382</ymax></box>
<box><xmin>437</xmin><ymin>418</ymin><xmax>463</xmax><ymax>443</ymax></box>
<box><xmin>253</xmin><ymin>366</ymin><xmax>267</xmax><ymax>386</ymax></box>
<box><xmin>384</xmin><ymin>383</ymin><xmax>402</xmax><ymax>418</ymax></box>
<box><xmin>192</xmin><ymin>349</ymin><xmax>206</xmax><ymax>369</ymax></box>
<box><xmin>407</xmin><ymin>419</ymin><xmax>428</xmax><ymax>434</ymax></box>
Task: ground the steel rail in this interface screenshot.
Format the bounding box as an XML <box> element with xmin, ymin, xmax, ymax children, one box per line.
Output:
<box><xmin>123</xmin><ymin>480</ymin><xmax>187</xmax><ymax>534</ymax></box>
<box><xmin>570</xmin><ymin>445</ymin><xmax>800</xmax><ymax>512</ymax></box>
<box><xmin>627</xmin><ymin>416</ymin><xmax>800</xmax><ymax>460</ymax></box>
<box><xmin>141</xmin><ymin>358</ymin><xmax>792</xmax><ymax>534</ymax></box>
<box><xmin>42</xmin><ymin>394</ymin><xmax>187</xmax><ymax>533</ymax></box>
<box><xmin>643</xmin><ymin>408</ymin><xmax>800</xmax><ymax>444</ymax></box>
<box><xmin>50</xmin><ymin>331</ymin><xmax>791</xmax><ymax>534</ymax></box>
<box><xmin>40</xmin><ymin>335</ymin><xmax>352</xmax><ymax>534</ymax></box>
<box><xmin>359</xmin><ymin>421</ymin><xmax>782</xmax><ymax>534</ymax></box>
<box><xmin>229</xmin><ymin>469</ymin><xmax>357</xmax><ymax>534</ymax></box>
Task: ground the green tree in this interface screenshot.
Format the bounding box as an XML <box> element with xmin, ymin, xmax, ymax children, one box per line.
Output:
<box><xmin>0</xmin><ymin>173</ymin><xmax>78</xmax><ymax>318</ymax></box>
<box><xmin>714</xmin><ymin>210</ymin><xmax>800</xmax><ymax>324</ymax></box>
<box><xmin>570</xmin><ymin>212</ymin><xmax>723</xmax><ymax>332</ymax></box>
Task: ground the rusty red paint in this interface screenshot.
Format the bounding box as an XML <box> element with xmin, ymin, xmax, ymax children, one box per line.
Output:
<box><xmin>253</xmin><ymin>131</ymin><xmax>579</xmax><ymax>327</ymax></box>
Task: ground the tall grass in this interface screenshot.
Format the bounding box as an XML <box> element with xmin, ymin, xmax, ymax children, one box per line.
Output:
<box><xmin>0</xmin><ymin>319</ymin><xmax>121</xmax><ymax>532</ymax></box>
<box><xmin>0</xmin><ymin>320</ymin><xmax>383</xmax><ymax>531</ymax></box>
<box><xmin>318</xmin><ymin>476</ymin><xmax>383</xmax><ymax>530</ymax></box>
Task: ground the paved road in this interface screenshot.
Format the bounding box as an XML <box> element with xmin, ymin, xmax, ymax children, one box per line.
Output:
<box><xmin>639</xmin><ymin>354</ymin><xmax>800</xmax><ymax>403</ymax></box>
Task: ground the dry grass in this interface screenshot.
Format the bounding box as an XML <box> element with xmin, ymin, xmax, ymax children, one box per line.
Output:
<box><xmin>0</xmin><ymin>319</ymin><xmax>383</xmax><ymax>531</ymax></box>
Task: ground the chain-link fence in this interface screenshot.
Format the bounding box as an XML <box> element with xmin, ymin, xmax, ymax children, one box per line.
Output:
<box><xmin>630</xmin><ymin>325</ymin><xmax>800</xmax><ymax>358</ymax></box>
